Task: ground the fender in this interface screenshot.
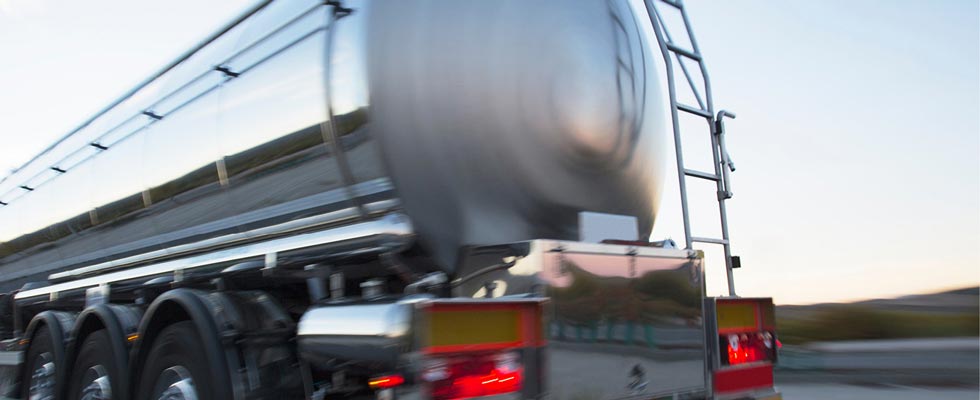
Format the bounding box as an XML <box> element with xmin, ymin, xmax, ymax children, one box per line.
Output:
<box><xmin>128</xmin><ymin>288</ymin><xmax>239</xmax><ymax>400</ymax></box>
<box><xmin>61</xmin><ymin>304</ymin><xmax>142</xmax><ymax>400</ymax></box>
<box><xmin>21</xmin><ymin>310</ymin><xmax>75</xmax><ymax>398</ymax></box>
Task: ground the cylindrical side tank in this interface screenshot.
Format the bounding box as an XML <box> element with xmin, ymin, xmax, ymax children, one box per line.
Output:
<box><xmin>0</xmin><ymin>0</ymin><xmax>666</xmax><ymax>290</ymax></box>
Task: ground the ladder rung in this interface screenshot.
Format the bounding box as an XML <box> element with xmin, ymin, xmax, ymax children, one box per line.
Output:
<box><xmin>666</xmin><ymin>43</ymin><xmax>702</xmax><ymax>61</ymax></box>
<box><xmin>677</xmin><ymin>103</ymin><xmax>712</xmax><ymax>118</ymax></box>
<box><xmin>684</xmin><ymin>169</ymin><xmax>720</xmax><ymax>181</ymax></box>
<box><xmin>691</xmin><ymin>237</ymin><xmax>729</xmax><ymax>245</ymax></box>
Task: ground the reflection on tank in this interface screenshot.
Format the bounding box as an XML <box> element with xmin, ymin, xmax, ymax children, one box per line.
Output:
<box><xmin>542</xmin><ymin>250</ymin><xmax>704</xmax><ymax>353</ymax></box>
<box><xmin>0</xmin><ymin>119</ymin><xmax>352</xmax><ymax>290</ymax></box>
<box><xmin>548</xmin><ymin>262</ymin><xmax>702</xmax><ymax>349</ymax></box>
<box><xmin>365</xmin><ymin>0</ymin><xmax>668</xmax><ymax>268</ymax></box>
<box><xmin>455</xmin><ymin>241</ymin><xmax>705</xmax><ymax>398</ymax></box>
<box><xmin>542</xmin><ymin>249</ymin><xmax>706</xmax><ymax>398</ymax></box>
<box><xmin>1</xmin><ymin>0</ymin><xmax>668</xmax><ymax>293</ymax></box>
<box><xmin>0</xmin><ymin>7</ymin><xmax>393</xmax><ymax>290</ymax></box>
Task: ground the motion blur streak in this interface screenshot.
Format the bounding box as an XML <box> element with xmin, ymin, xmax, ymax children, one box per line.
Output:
<box><xmin>365</xmin><ymin>0</ymin><xmax>668</xmax><ymax>266</ymax></box>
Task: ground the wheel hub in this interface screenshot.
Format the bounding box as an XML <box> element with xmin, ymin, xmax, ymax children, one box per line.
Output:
<box><xmin>80</xmin><ymin>365</ymin><xmax>112</xmax><ymax>400</ymax></box>
<box><xmin>28</xmin><ymin>352</ymin><xmax>55</xmax><ymax>400</ymax></box>
<box><xmin>155</xmin><ymin>366</ymin><xmax>197</xmax><ymax>400</ymax></box>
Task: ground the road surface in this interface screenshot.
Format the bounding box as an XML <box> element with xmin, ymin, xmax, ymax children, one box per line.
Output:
<box><xmin>779</xmin><ymin>384</ymin><xmax>978</xmax><ymax>400</ymax></box>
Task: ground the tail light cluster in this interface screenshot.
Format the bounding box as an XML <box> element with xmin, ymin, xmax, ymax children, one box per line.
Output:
<box><xmin>411</xmin><ymin>300</ymin><xmax>544</xmax><ymax>400</ymax></box>
<box><xmin>709</xmin><ymin>298</ymin><xmax>778</xmax><ymax>396</ymax></box>
<box><xmin>723</xmin><ymin>331</ymin><xmax>776</xmax><ymax>366</ymax></box>
<box><xmin>421</xmin><ymin>351</ymin><xmax>523</xmax><ymax>400</ymax></box>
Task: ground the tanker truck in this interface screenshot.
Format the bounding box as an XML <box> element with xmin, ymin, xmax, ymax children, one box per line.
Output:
<box><xmin>0</xmin><ymin>1</ymin><xmax>780</xmax><ymax>399</ymax></box>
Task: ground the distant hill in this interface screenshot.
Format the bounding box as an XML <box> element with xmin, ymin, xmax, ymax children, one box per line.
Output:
<box><xmin>779</xmin><ymin>286</ymin><xmax>979</xmax><ymax>314</ymax></box>
<box><xmin>776</xmin><ymin>287</ymin><xmax>979</xmax><ymax>344</ymax></box>
<box><xmin>856</xmin><ymin>287</ymin><xmax>979</xmax><ymax>314</ymax></box>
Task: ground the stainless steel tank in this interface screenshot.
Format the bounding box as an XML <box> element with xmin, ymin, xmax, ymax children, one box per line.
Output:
<box><xmin>0</xmin><ymin>0</ymin><xmax>666</xmax><ymax>289</ymax></box>
<box><xmin>363</xmin><ymin>0</ymin><xmax>668</xmax><ymax>267</ymax></box>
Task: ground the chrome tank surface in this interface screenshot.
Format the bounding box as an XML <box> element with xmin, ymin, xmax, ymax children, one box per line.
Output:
<box><xmin>297</xmin><ymin>299</ymin><xmax>418</xmax><ymax>367</ymax></box>
<box><xmin>364</xmin><ymin>0</ymin><xmax>668</xmax><ymax>268</ymax></box>
<box><xmin>0</xmin><ymin>0</ymin><xmax>667</xmax><ymax>289</ymax></box>
<box><xmin>0</xmin><ymin>1</ymin><xmax>390</xmax><ymax>291</ymax></box>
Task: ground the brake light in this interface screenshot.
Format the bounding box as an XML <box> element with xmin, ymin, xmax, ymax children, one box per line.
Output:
<box><xmin>415</xmin><ymin>300</ymin><xmax>543</xmax><ymax>399</ymax></box>
<box><xmin>724</xmin><ymin>332</ymin><xmax>775</xmax><ymax>366</ymax></box>
<box><xmin>710</xmin><ymin>297</ymin><xmax>779</xmax><ymax>396</ymax></box>
<box><xmin>422</xmin><ymin>351</ymin><xmax>523</xmax><ymax>400</ymax></box>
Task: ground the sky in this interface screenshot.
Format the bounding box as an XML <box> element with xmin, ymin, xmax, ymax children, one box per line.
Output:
<box><xmin>0</xmin><ymin>0</ymin><xmax>977</xmax><ymax>305</ymax></box>
<box><xmin>668</xmin><ymin>0</ymin><xmax>980</xmax><ymax>303</ymax></box>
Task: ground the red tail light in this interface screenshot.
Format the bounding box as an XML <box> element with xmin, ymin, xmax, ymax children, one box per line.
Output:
<box><xmin>422</xmin><ymin>351</ymin><xmax>523</xmax><ymax>400</ymax></box>
<box><xmin>723</xmin><ymin>332</ymin><xmax>776</xmax><ymax>366</ymax></box>
<box><xmin>710</xmin><ymin>297</ymin><xmax>779</xmax><ymax>397</ymax></box>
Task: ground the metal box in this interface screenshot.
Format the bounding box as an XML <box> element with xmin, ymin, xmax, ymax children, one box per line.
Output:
<box><xmin>456</xmin><ymin>240</ymin><xmax>706</xmax><ymax>399</ymax></box>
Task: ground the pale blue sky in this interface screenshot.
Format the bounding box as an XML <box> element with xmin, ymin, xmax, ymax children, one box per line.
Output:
<box><xmin>0</xmin><ymin>0</ymin><xmax>977</xmax><ymax>304</ymax></box>
<box><xmin>664</xmin><ymin>0</ymin><xmax>980</xmax><ymax>303</ymax></box>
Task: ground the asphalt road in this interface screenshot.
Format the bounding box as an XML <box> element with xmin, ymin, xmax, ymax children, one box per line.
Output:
<box><xmin>1</xmin><ymin>379</ymin><xmax>977</xmax><ymax>399</ymax></box>
<box><xmin>1</xmin><ymin>383</ymin><xmax>977</xmax><ymax>400</ymax></box>
<box><xmin>2</xmin><ymin>339</ymin><xmax>977</xmax><ymax>399</ymax></box>
<box><xmin>778</xmin><ymin>384</ymin><xmax>978</xmax><ymax>400</ymax></box>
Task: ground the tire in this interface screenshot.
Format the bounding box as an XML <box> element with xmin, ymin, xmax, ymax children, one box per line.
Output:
<box><xmin>135</xmin><ymin>321</ymin><xmax>217</xmax><ymax>400</ymax></box>
<box><xmin>21</xmin><ymin>325</ymin><xmax>58</xmax><ymax>400</ymax></box>
<box><xmin>67</xmin><ymin>330</ymin><xmax>121</xmax><ymax>400</ymax></box>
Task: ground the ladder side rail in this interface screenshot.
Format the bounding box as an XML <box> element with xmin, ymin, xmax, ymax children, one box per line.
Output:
<box><xmin>676</xmin><ymin>1</ymin><xmax>739</xmax><ymax>296</ymax></box>
<box><xmin>651</xmin><ymin>7</ymin><xmax>708</xmax><ymax>110</ymax></box>
<box><xmin>673</xmin><ymin>52</ymin><xmax>707</xmax><ymax>110</ymax></box>
<box><xmin>643</xmin><ymin>0</ymin><xmax>694</xmax><ymax>251</ymax></box>
<box><xmin>676</xmin><ymin>0</ymin><xmax>706</xmax><ymax>67</ymax></box>
<box><xmin>647</xmin><ymin>0</ymin><xmax>739</xmax><ymax>296</ymax></box>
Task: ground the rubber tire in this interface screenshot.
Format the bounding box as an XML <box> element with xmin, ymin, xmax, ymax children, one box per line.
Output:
<box><xmin>67</xmin><ymin>330</ymin><xmax>121</xmax><ymax>400</ymax></box>
<box><xmin>135</xmin><ymin>321</ymin><xmax>216</xmax><ymax>400</ymax></box>
<box><xmin>21</xmin><ymin>325</ymin><xmax>57</xmax><ymax>400</ymax></box>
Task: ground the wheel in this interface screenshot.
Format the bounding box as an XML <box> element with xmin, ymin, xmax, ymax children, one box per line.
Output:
<box><xmin>136</xmin><ymin>321</ymin><xmax>216</xmax><ymax>400</ymax></box>
<box><xmin>67</xmin><ymin>330</ymin><xmax>121</xmax><ymax>400</ymax></box>
<box><xmin>21</xmin><ymin>325</ymin><xmax>58</xmax><ymax>400</ymax></box>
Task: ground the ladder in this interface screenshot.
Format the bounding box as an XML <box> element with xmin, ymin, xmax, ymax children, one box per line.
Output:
<box><xmin>642</xmin><ymin>0</ymin><xmax>740</xmax><ymax>296</ymax></box>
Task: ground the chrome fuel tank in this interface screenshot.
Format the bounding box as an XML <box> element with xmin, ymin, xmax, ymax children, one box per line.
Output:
<box><xmin>0</xmin><ymin>0</ymin><xmax>667</xmax><ymax>289</ymax></box>
<box><xmin>363</xmin><ymin>0</ymin><xmax>668</xmax><ymax>267</ymax></box>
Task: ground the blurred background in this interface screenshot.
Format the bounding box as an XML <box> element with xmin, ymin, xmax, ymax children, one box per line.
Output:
<box><xmin>658</xmin><ymin>1</ymin><xmax>980</xmax><ymax>397</ymax></box>
<box><xmin>0</xmin><ymin>0</ymin><xmax>977</xmax><ymax>399</ymax></box>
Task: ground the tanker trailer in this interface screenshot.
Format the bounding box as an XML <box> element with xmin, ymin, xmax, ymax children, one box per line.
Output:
<box><xmin>0</xmin><ymin>1</ymin><xmax>779</xmax><ymax>399</ymax></box>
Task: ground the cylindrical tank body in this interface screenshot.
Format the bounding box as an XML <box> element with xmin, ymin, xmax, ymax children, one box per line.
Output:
<box><xmin>364</xmin><ymin>0</ymin><xmax>667</xmax><ymax>266</ymax></box>
<box><xmin>0</xmin><ymin>0</ymin><xmax>666</xmax><ymax>291</ymax></box>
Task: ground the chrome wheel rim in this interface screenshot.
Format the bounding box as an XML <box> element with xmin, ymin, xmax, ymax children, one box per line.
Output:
<box><xmin>28</xmin><ymin>352</ymin><xmax>55</xmax><ymax>400</ymax></box>
<box><xmin>153</xmin><ymin>366</ymin><xmax>197</xmax><ymax>400</ymax></box>
<box><xmin>80</xmin><ymin>365</ymin><xmax>112</xmax><ymax>400</ymax></box>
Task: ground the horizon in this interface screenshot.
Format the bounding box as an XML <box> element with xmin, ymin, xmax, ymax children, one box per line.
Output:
<box><xmin>777</xmin><ymin>284</ymin><xmax>979</xmax><ymax>307</ymax></box>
